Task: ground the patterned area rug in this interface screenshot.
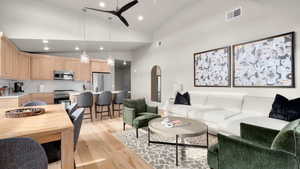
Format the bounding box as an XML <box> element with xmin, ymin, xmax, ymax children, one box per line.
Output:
<box><xmin>114</xmin><ymin>128</ymin><xmax>218</xmax><ymax>169</ymax></box>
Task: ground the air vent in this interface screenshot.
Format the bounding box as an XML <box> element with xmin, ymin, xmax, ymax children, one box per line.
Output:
<box><xmin>226</xmin><ymin>7</ymin><xmax>242</xmax><ymax>21</ymax></box>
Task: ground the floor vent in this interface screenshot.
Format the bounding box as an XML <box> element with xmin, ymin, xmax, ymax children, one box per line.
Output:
<box><xmin>226</xmin><ymin>7</ymin><xmax>242</xmax><ymax>21</ymax></box>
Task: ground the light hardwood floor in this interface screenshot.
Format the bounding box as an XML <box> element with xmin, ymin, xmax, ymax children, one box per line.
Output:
<box><xmin>49</xmin><ymin>118</ymin><xmax>153</xmax><ymax>169</ymax></box>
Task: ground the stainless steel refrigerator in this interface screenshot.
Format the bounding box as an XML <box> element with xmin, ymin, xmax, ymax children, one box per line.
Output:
<box><xmin>92</xmin><ymin>73</ymin><xmax>112</xmax><ymax>92</ymax></box>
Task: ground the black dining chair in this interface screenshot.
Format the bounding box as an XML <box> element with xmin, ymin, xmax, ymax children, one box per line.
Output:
<box><xmin>42</xmin><ymin>108</ymin><xmax>84</xmax><ymax>163</ymax></box>
<box><xmin>95</xmin><ymin>91</ymin><xmax>112</xmax><ymax>120</ymax></box>
<box><xmin>66</xmin><ymin>103</ymin><xmax>78</xmax><ymax>116</ymax></box>
<box><xmin>0</xmin><ymin>138</ymin><xmax>48</xmax><ymax>169</ymax></box>
<box><xmin>113</xmin><ymin>91</ymin><xmax>126</xmax><ymax>117</ymax></box>
<box><xmin>23</xmin><ymin>100</ymin><xmax>47</xmax><ymax>107</ymax></box>
<box><xmin>77</xmin><ymin>92</ymin><xmax>93</xmax><ymax>121</ymax></box>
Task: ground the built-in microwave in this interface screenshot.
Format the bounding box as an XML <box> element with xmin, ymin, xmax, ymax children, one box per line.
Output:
<box><xmin>53</xmin><ymin>70</ymin><xmax>74</xmax><ymax>80</ymax></box>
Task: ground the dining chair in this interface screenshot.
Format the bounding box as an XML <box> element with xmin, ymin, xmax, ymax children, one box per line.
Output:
<box><xmin>23</xmin><ymin>100</ymin><xmax>47</xmax><ymax>107</ymax></box>
<box><xmin>42</xmin><ymin>108</ymin><xmax>84</xmax><ymax>163</ymax></box>
<box><xmin>66</xmin><ymin>103</ymin><xmax>78</xmax><ymax>115</ymax></box>
<box><xmin>0</xmin><ymin>138</ymin><xmax>48</xmax><ymax>169</ymax></box>
<box><xmin>113</xmin><ymin>91</ymin><xmax>126</xmax><ymax>117</ymax></box>
<box><xmin>95</xmin><ymin>91</ymin><xmax>112</xmax><ymax>120</ymax></box>
<box><xmin>77</xmin><ymin>92</ymin><xmax>93</xmax><ymax>121</ymax></box>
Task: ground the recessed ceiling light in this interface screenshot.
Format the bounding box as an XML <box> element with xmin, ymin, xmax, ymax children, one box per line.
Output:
<box><xmin>99</xmin><ymin>46</ymin><xmax>104</xmax><ymax>51</ymax></box>
<box><xmin>42</xmin><ymin>40</ymin><xmax>49</xmax><ymax>44</ymax></box>
<box><xmin>138</xmin><ymin>15</ymin><xmax>144</xmax><ymax>21</ymax></box>
<box><xmin>123</xmin><ymin>61</ymin><xmax>127</xmax><ymax>65</ymax></box>
<box><xmin>75</xmin><ymin>46</ymin><xmax>80</xmax><ymax>51</ymax></box>
<box><xmin>44</xmin><ymin>46</ymin><xmax>50</xmax><ymax>51</ymax></box>
<box><xmin>99</xmin><ymin>2</ymin><xmax>106</xmax><ymax>8</ymax></box>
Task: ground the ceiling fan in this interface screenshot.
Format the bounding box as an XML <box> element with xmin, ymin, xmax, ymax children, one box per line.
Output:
<box><xmin>84</xmin><ymin>0</ymin><xmax>138</xmax><ymax>27</ymax></box>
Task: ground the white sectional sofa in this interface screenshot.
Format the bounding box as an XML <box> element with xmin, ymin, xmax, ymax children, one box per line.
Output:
<box><xmin>166</xmin><ymin>92</ymin><xmax>289</xmax><ymax>136</ymax></box>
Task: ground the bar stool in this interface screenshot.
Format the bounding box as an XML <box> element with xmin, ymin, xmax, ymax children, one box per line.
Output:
<box><xmin>113</xmin><ymin>91</ymin><xmax>126</xmax><ymax>117</ymax></box>
<box><xmin>95</xmin><ymin>91</ymin><xmax>112</xmax><ymax>120</ymax></box>
<box><xmin>77</xmin><ymin>92</ymin><xmax>93</xmax><ymax>121</ymax></box>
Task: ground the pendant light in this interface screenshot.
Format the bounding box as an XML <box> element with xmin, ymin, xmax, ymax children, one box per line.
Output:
<box><xmin>107</xmin><ymin>17</ymin><xmax>114</xmax><ymax>66</ymax></box>
<box><xmin>80</xmin><ymin>1</ymin><xmax>90</xmax><ymax>63</ymax></box>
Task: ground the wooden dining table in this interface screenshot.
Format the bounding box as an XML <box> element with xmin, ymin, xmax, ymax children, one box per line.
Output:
<box><xmin>0</xmin><ymin>104</ymin><xmax>74</xmax><ymax>169</ymax></box>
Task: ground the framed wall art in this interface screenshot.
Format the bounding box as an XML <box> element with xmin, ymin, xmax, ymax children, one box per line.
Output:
<box><xmin>194</xmin><ymin>46</ymin><xmax>231</xmax><ymax>87</ymax></box>
<box><xmin>233</xmin><ymin>32</ymin><xmax>295</xmax><ymax>88</ymax></box>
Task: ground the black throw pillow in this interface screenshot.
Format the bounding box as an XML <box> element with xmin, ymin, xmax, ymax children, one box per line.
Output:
<box><xmin>269</xmin><ymin>94</ymin><xmax>288</xmax><ymax>121</ymax></box>
<box><xmin>269</xmin><ymin>94</ymin><xmax>300</xmax><ymax>121</ymax></box>
<box><xmin>174</xmin><ymin>92</ymin><xmax>191</xmax><ymax>105</ymax></box>
<box><xmin>286</xmin><ymin>98</ymin><xmax>300</xmax><ymax>121</ymax></box>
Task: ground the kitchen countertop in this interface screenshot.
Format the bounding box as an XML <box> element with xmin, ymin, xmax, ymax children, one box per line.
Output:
<box><xmin>0</xmin><ymin>92</ymin><xmax>54</xmax><ymax>99</ymax></box>
<box><xmin>69</xmin><ymin>90</ymin><xmax>122</xmax><ymax>96</ymax></box>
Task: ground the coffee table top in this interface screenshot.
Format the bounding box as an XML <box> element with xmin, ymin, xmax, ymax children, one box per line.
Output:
<box><xmin>148</xmin><ymin>116</ymin><xmax>207</xmax><ymax>137</ymax></box>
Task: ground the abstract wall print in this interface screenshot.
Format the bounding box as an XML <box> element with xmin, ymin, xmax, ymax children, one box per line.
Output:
<box><xmin>233</xmin><ymin>32</ymin><xmax>295</xmax><ymax>88</ymax></box>
<box><xmin>194</xmin><ymin>47</ymin><xmax>231</xmax><ymax>87</ymax></box>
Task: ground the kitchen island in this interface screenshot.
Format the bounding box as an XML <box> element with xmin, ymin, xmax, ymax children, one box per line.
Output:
<box><xmin>69</xmin><ymin>91</ymin><xmax>123</xmax><ymax>120</ymax></box>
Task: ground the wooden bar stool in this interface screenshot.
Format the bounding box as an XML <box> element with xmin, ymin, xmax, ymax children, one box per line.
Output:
<box><xmin>77</xmin><ymin>92</ymin><xmax>93</xmax><ymax>121</ymax></box>
<box><xmin>113</xmin><ymin>91</ymin><xmax>126</xmax><ymax>117</ymax></box>
<box><xmin>95</xmin><ymin>91</ymin><xmax>112</xmax><ymax>120</ymax></box>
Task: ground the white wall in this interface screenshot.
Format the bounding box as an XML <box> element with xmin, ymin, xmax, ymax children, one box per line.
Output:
<box><xmin>0</xmin><ymin>0</ymin><xmax>151</xmax><ymax>43</ymax></box>
<box><xmin>131</xmin><ymin>0</ymin><xmax>300</xmax><ymax>103</ymax></box>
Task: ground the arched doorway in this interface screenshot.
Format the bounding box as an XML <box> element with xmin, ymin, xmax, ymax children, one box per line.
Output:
<box><xmin>151</xmin><ymin>65</ymin><xmax>161</xmax><ymax>102</ymax></box>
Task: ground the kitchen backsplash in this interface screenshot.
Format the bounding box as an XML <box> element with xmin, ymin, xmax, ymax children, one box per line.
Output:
<box><xmin>0</xmin><ymin>79</ymin><xmax>91</xmax><ymax>93</ymax></box>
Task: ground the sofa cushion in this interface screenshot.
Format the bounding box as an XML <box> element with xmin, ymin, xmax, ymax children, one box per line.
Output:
<box><xmin>271</xmin><ymin>119</ymin><xmax>300</xmax><ymax>154</ymax></box>
<box><xmin>206</xmin><ymin>95</ymin><xmax>243</xmax><ymax>113</ymax></box>
<box><xmin>133</xmin><ymin>114</ymin><xmax>161</xmax><ymax>128</ymax></box>
<box><xmin>222</xmin><ymin>116</ymin><xmax>289</xmax><ymax>136</ymax></box>
<box><xmin>242</xmin><ymin>96</ymin><xmax>274</xmax><ymax>116</ymax></box>
<box><xmin>190</xmin><ymin>93</ymin><xmax>207</xmax><ymax>106</ymax></box>
<box><xmin>202</xmin><ymin>109</ymin><xmax>240</xmax><ymax>124</ymax></box>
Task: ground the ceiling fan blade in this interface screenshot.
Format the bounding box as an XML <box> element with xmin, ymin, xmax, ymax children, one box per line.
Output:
<box><xmin>118</xmin><ymin>0</ymin><xmax>138</xmax><ymax>14</ymax></box>
<box><xmin>117</xmin><ymin>14</ymin><xmax>129</xmax><ymax>27</ymax></box>
<box><xmin>85</xmin><ymin>7</ymin><xmax>114</xmax><ymax>14</ymax></box>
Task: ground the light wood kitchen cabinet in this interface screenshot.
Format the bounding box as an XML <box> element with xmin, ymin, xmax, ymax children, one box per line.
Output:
<box><xmin>1</xmin><ymin>34</ymin><xmax>110</xmax><ymax>81</ymax></box>
<box><xmin>79</xmin><ymin>62</ymin><xmax>91</xmax><ymax>81</ymax></box>
<box><xmin>53</xmin><ymin>57</ymin><xmax>66</xmax><ymax>71</ymax></box>
<box><xmin>91</xmin><ymin>60</ymin><xmax>110</xmax><ymax>73</ymax></box>
<box><xmin>65</xmin><ymin>59</ymin><xmax>80</xmax><ymax>80</ymax></box>
<box><xmin>30</xmin><ymin>93</ymin><xmax>54</xmax><ymax>104</ymax></box>
<box><xmin>31</xmin><ymin>55</ymin><xmax>54</xmax><ymax>80</ymax></box>
<box><xmin>17</xmin><ymin>52</ymin><xmax>30</xmax><ymax>80</ymax></box>
<box><xmin>0</xmin><ymin>35</ymin><xmax>18</xmax><ymax>79</ymax></box>
<box><xmin>0</xmin><ymin>97</ymin><xmax>19</xmax><ymax>109</ymax></box>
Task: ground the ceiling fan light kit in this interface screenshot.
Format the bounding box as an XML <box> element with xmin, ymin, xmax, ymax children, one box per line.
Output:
<box><xmin>85</xmin><ymin>0</ymin><xmax>139</xmax><ymax>27</ymax></box>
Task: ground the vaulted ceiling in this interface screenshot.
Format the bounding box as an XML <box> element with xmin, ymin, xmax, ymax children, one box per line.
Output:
<box><xmin>42</xmin><ymin>0</ymin><xmax>198</xmax><ymax>33</ymax></box>
<box><xmin>0</xmin><ymin>0</ymin><xmax>198</xmax><ymax>52</ymax></box>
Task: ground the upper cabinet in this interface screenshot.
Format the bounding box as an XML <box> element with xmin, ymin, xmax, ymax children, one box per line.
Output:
<box><xmin>0</xmin><ymin>34</ymin><xmax>110</xmax><ymax>81</ymax></box>
<box><xmin>31</xmin><ymin>54</ymin><xmax>54</xmax><ymax>80</ymax></box>
<box><xmin>17</xmin><ymin>52</ymin><xmax>30</xmax><ymax>80</ymax></box>
<box><xmin>0</xmin><ymin>35</ymin><xmax>29</xmax><ymax>80</ymax></box>
<box><xmin>91</xmin><ymin>60</ymin><xmax>110</xmax><ymax>73</ymax></box>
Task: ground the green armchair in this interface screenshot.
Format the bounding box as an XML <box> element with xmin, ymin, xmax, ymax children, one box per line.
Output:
<box><xmin>123</xmin><ymin>98</ymin><xmax>161</xmax><ymax>138</ymax></box>
<box><xmin>208</xmin><ymin>120</ymin><xmax>300</xmax><ymax>169</ymax></box>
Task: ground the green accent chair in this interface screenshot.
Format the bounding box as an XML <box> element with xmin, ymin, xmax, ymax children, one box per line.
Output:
<box><xmin>123</xmin><ymin>98</ymin><xmax>161</xmax><ymax>138</ymax></box>
<box><xmin>208</xmin><ymin>119</ymin><xmax>300</xmax><ymax>169</ymax></box>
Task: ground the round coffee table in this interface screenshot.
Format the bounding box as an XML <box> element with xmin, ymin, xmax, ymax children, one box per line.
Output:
<box><xmin>148</xmin><ymin>116</ymin><xmax>208</xmax><ymax>166</ymax></box>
